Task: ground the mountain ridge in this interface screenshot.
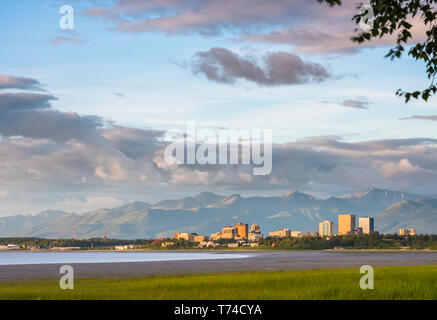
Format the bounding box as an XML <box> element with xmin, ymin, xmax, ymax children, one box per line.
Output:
<box><xmin>1</xmin><ymin>188</ymin><xmax>434</xmax><ymax>239</ymax></box>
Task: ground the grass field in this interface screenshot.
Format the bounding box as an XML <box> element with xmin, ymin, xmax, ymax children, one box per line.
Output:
<box><xmin>0</xmin><ymin>266</ymin><xmax>436</xmax><ymax>300</ymax></box>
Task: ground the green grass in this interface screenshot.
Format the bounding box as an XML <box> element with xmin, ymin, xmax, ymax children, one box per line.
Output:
<box><xmin>0</xmin><ymin>266</ymin><xmax>436</xmax><ymax>300</ymax></box>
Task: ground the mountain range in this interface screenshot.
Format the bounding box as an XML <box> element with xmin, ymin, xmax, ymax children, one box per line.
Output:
<box><xmin>0</xmin><ymin>188</ymin><xmax>435</xmax><ymax>239</ymax></box>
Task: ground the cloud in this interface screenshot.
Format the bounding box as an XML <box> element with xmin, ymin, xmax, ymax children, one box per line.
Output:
<box><xmin>339</xmin><ymin>99</ymin><xmax>371</xmax><ymax>109</ymax></box>
<box><xmin>400</xmin><ymin>115</ymin><xmax>437</xmax><ymax>121</ymax></box>
<box><xmin>84</xmin><ymin>0</ymin><xmax>321</xmax><ymax>35</ymax></box>
<box><xmin>0</xmin><ymin>109</ymin><xmax>104</xmax><ymax>144</ymax></box>
<box><xmin>0</xmin><ymin>92</ymin><xmax>57</xmax><ymax>113</ymax></box>
<box><xmin>1</xmin><ymin>74</ymin><xmax>437</xmax><ymax>209</ymax></box>
<box><xmin>51</xmin><ymin>36</ymin><xmax>88</xmax><ymax>47</ymax></box>
<box><xmin>0</xmin><ymin>75</ymin><xmax>46</xmax><ymax>91</ymax></box>
<box><xmin>0</xmin><ymin>76</ymin><xmax>103</xmax><ymax>144</ymax></box>
<box><xmin>240</xmin><ymin>15</ymin><xmax>428</xmax><ymax>56</ymax></box>
<box><xmin>321</xmin><ymin>97</ymin><xmax>371</xmax><ymax>109</ymax></box>
<box><xmin>113</xmin><ymin>92</ymin><xmax>125</xmax><ymax>98</ymax></box>
<box><xmin>102</xmin><ymin>126</ymin><xmax>164</xmax><ymax>160</ymax></box>
<box><xmin>191</xmin><ymin>47</ymin><xmax>331</xmax><ymax>86</ymax></box>
<box><xmin>83</xmin><ymin>0</ymin><xmax>427</xmax><ymax>56</ymax></box>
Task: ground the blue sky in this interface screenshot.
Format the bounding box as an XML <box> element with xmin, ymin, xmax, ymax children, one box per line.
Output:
<box><xmin>1</xmin><ymin>0</ymin><xmax>437</xmax><ymax>215</ymax></box>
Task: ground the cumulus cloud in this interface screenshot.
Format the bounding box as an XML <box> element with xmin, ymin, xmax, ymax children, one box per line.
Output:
<box><xmin>400</xmin><ymin>115</ymin><xmax>437</xmax><ymax>121</ymax></box>
<box><xmin>0</xmin><ymin>76</ymin><xmax>103</xmax><ymax>144</ymax></box>
<box><xmin>0</xmin><ymin>92</ymin><xmax>57</xmax><ymax>113</ymax></box>
<box><xmin>0</xmin><ymin>75</ymin><xmax>46</xmax><ymax>91</ymax></box>
<box><xmin>1</xmin><ymin>74</ymin><xmax>437</xmax><ymax>207</ymax></box>
<box><xmin>191</xmin><ymin>47</ymin><xmax>330</xmax><ymax>86</ymax></box>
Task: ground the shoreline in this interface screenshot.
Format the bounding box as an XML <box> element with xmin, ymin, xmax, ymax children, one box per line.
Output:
<box><xmin>1</xmin><ymin>250</ymin><xmax>437</xmax><ymax>282</ymax></box>
<box><xmin>1</xmin><ymin>248</ymin><xmax>436</xmax><ymax>252</ymax></box>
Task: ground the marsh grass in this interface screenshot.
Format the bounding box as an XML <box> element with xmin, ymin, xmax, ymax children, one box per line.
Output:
<box><xmin>0</xmin><ymin>266</ymin><xmax>436</xmax><ymax>300</ymax></box>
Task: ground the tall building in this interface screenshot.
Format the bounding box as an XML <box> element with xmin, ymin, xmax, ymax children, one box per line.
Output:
<box><xmin>338</xmin><ymin>214</ymin><xmax>356</xmax><ymax>235</ymax></box>
<box><xmin>250</xmin><ymin>223</ymin><xmax>261</xmax><ymax>233</ymax></box>
<box><xmin>234</xmin><ymin>222</ymin><xmax>248</xmax><ymax>239</ymax></box>
<box><xmin>221</xmin><ymin>226</ymin><xmax>236</xmax><ymax>239</ymax></box>
<box><xmin>248</xmin><ymin>223</ymin><xmax>263</xmax><ymax>241</ymax></box>
<box><xmin>319</xmin><ymin>220</ymin><xmax>334</xmax><ymax>237</ymax></box>
<box><xmin>358</xmin><ymin>217</ymin><xmax>374</xmax><ymax>234</ymax></box>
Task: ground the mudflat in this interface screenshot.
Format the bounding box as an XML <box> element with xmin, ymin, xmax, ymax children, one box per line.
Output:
<box><xmin>1</xmin><ymin>250</ymin><xmax>437</xmax><ymax>281</ymax></box>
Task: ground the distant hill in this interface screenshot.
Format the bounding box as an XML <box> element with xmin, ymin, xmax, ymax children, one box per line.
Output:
<box><xmin>0</xmin><ymin>210</ymin><xmax>70</xmax><ymax>237</ymax></box>
<box><xmin>152</xmin><ymin>192</ymin><xmax>225</xmax><ymax>209</ymax></box>
<box><xmin>375</xmin><ymin>198</ymin><xmax>437</xmax><ymax>234</ymax></box>
<box><xmin>0</xmin><ymin>188</ymin><xmax>434</xmax><ymax>239</ymax></box>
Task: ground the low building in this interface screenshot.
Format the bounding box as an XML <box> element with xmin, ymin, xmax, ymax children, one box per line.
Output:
<box><xmin>172</xmin><ymin>232</ymin><xmax>182</xmax><ymax>240</ymax></box>
<box><xmin>269</xmin><ymin>228</ymin><xmax>291</xmax><ymax>238</ymax></box>
<box><xmin>115</xmin><ymin>244</ymin><xmax>136</xmax><ymax>250</ymax></box>
<box><xmin>173</xmin><ymin>232</ymin><xmax>197</xmax><ymax>242</ymax></box>
<box><xmin>399</xmin><ymin>228</ymin><xmax>416</xmax><ymax>236</ymax></box>
<box><xmin>248</xmin><ymin>232</ymin><xmax>263</xmax><ymax>241</ymax></box>
<box><xmin>227</xmin><ymin>242</ymin><xmax>240</xmax><ymax>248</ymax></box>
<box><xmin>210</xmin><ymin>232</ymin><xmax>222</xmax><ymax>240</ymax></box>
<box><xmin>161</xmin><ymin>241</ymin><xmax>174</xmax><ymax>247</ymax></box>
<box><xmin>6</xmin><ymin>244</ymin><xmax>20</xmax><ymax>250</ymax></box>
<box><xmin>194</xmin><ymin>235</ymin><xmax>208</xmax><ymax>242</ymax></box>
<box><xmin>290</xmin><ymin>231</ymin><xmax>303</xmax><ymax>238</ymax></box>
<box><xmin>198</xmin><ymin>241</ymin><xmax>218</xmax><ymax>248</ymax></box>
<box><xmin>347</xmin><ymin>228</ymin><xmax>363</xmax><ymax>235</ymax></box>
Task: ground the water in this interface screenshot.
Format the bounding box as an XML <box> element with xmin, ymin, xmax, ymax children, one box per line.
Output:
<box><xmin>0</xmin><ymin>251</ymin><xmax>249</xmax><ymax>266</ymax></box>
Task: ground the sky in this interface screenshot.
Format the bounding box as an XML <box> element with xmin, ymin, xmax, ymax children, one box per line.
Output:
<box><xmin>1</xmin><ymin>0</ymin><xmax>437</xmax><ymax>215</ymax></box>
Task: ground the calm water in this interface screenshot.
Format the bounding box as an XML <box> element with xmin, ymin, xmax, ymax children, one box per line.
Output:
<box><xmin>0</xmin><ymin>251</ymin><xmax>249</xmax><ymax>266</ymax></box>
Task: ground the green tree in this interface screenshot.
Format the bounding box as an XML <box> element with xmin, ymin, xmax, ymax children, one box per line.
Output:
<box><xmin>318</xmin><ymin>0</ymin><xmax>437</xmax><ymax>102</ymax></box>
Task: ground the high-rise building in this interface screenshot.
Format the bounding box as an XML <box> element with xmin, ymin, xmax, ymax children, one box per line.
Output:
<box><xmin>319</xmin><ymin>220</ymin><xmax>334</xmax><ymax>236</ymax></box>
<box><xmin>338</xmin><ymin>214</ymin><xmax>356</xmax><ymax>235</ymax></box>
<box><xmin>250</xmin><ymin>224</ymin><xmax>261</xmax><ymax>233</ymax></box>
<box><xmin>358</xmin><ymin>217</ymin><xmax>374</xmax><ymax>234</ymax></box>
<box><xmin>248</xmin><ymin>223</ymin><xmax>263</xmax><ymax>241</ymax></box>
<box><xmin>234</xmin><ymin>222</ymin><xmax>248</xmax><ymax>239</ymax></box>
<box><xmin>222</xmin><ymin>226</ymin><xmax>236</xmax><ymax>239</ymax></box>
